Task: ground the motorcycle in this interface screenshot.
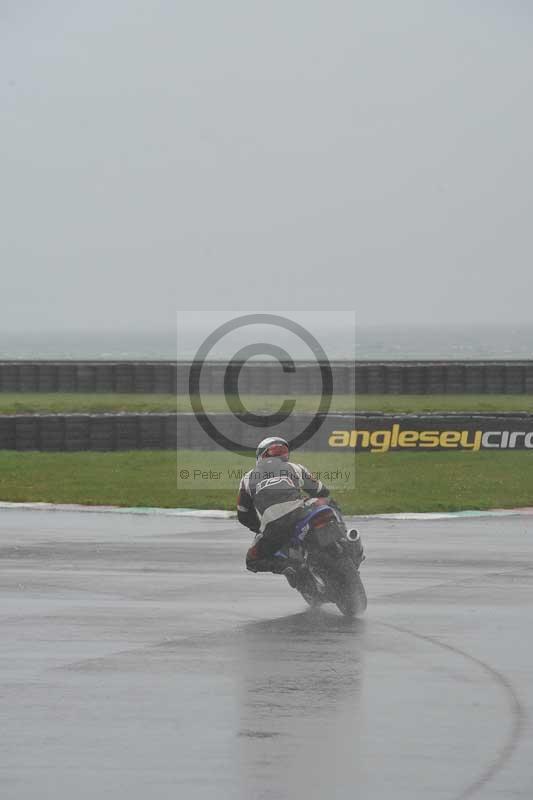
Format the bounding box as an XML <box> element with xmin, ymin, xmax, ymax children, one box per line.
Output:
<box><xmin>275</xmin><ymin>497</ymin><xmax>367</xmax><ymax>617</ymax></box>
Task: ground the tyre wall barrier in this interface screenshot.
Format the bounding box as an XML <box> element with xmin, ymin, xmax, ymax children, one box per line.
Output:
<box><xmin>1</xmin><ymin>360</ymin><xmax>533</xmax><ymax>394</ymax></box>
<box><xmin>0</xmin><ymin>415</ymin><xmax>178</xmax><ymax>452</ymax></box>
<box><xmin>2</xmin><ymin>413</ymin><xmax>533</xmax><ymax>452</ymax></box>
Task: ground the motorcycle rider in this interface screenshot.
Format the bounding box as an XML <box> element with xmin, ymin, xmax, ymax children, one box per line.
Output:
<box><xmin>237</xmin><ymin>436</ymin><xmax>362</xmax><ymax>588</ymax></box>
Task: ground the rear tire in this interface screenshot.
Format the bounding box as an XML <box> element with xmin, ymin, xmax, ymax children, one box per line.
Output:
<box><xmin>332</xmin><ymin>563</ymin><xmax>367</xmax><ymax>617</ymax></box>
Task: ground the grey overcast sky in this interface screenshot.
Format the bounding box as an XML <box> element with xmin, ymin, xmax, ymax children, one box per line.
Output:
<box><xmin>2</xmin><ymin>1</ymin><xmax>532</xmax><ymax>332</ymax></box>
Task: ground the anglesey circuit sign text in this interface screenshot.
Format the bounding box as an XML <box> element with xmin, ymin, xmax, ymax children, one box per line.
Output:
<box><xmin>328</xmin><ymin>425</ymin><xmax>533</xmax><ymax>453</ymax></box>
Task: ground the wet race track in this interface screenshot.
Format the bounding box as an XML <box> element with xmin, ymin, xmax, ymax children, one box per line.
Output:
<box><xmin>1</xmin><ymin>509</ymin><xmax>532</xmax><ymax>799</ymax></box>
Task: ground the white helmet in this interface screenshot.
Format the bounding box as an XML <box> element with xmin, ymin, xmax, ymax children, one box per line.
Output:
<box><xmin>256</xmin><ymin>436</ymin><xmax>289</xmax><ymax>461</ymax></box>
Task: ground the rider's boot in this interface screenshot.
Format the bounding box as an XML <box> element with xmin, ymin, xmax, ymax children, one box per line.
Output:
<box><xmin>246</xmin><ymin>542</ymin><xmax>307</xmax><ymax>583</ymax></box>
<box><xmin>247</xmin><ymin>550</ymin><xmax>301</xmax><ymax>576</ymax></box>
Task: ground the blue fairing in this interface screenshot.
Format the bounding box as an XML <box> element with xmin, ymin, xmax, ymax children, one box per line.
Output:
<box><xmin>292</xmin><ymin>505</ymin><xmax>337</xmax><ymax>543</ymax></box>
<box><xmin>273</xmin><ymin>504</ymin><xmax>338</xmax><ymax>557</ymax></box>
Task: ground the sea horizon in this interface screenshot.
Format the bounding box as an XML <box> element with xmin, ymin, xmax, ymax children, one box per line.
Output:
<box><xmin>0</xmin><ymin>323</ymin><xmax>532</xmax><ymax>361</ymax></box>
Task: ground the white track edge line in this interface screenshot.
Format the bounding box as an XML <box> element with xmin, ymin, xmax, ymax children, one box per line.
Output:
<box><xmin>0</xmin><ymin>500</ymin><xmax>532</xmax><ymax>520</ymax></box>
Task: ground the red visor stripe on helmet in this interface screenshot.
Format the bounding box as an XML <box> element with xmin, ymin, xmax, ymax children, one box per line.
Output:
<box><xmin>264</xmin><ymin>443</ymin><xmax>289</xmax><ymax>458</ymax></box>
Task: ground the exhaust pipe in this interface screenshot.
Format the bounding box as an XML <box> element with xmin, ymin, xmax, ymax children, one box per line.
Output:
<box><xmin>346</xmin><ymin>528</ymin><xmax>365</xmax><ymax>566</ymax></box>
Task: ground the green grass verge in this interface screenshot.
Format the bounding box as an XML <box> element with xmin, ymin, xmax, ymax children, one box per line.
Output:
<box><xmin>1</xmin><ymin>392</ymin><xmax>533</xmax><ymax>414</ymax></box>
<box><xmin>1</xmin><ymin>450</ymin><xmax>532</xmax><ymax>514</ymax></box>
<box><xmin>0</xmin><ymin>393</ymin><xmax>180</xmax><ymax>414</ymax></box>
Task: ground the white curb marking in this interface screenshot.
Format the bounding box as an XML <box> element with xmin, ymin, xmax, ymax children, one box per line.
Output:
<box><xmin>1</xmin><ymin>501</ymin><xmax>532</xmax><ymax>520</ymax></box>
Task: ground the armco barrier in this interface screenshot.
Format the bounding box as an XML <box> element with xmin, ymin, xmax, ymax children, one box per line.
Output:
<box><xmin>2</xmin><ymin>413</ymin><xmax>533</xmax><ymax>452</ymax></box>
<box><xmin>2</xmin><ymin>360</ymin><xmax>533</xmax><ymax>394</ymax></box>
